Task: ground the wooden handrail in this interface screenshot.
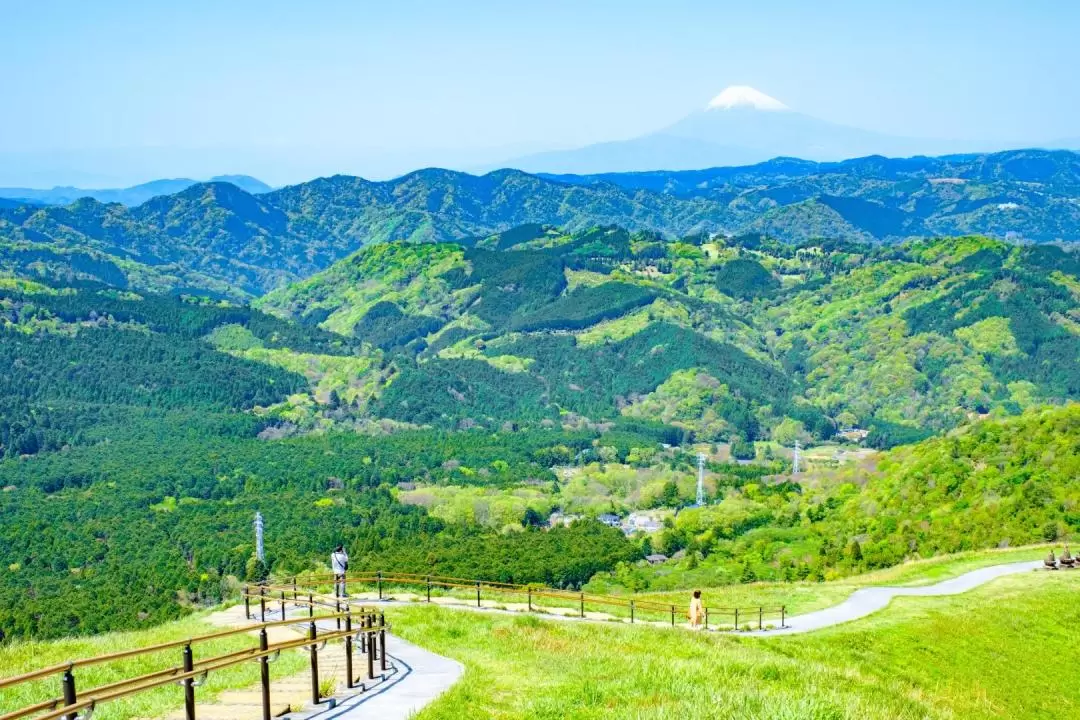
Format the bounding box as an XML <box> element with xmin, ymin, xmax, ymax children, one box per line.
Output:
<box><xmin>0</xmin><ymin>609</ymin><xmax>365</xmax><ymax>691</ymax></box>
<box><xmin>1</xmin><ymin>623</ymin><xmax>374</xmax><ymax>720</ymax></box>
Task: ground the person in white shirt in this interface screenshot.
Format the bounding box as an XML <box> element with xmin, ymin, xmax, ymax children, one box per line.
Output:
<box><xmin>331</xmin><ymin>544</ymin><xmax>349</xmax><ymax>598</ymax></box>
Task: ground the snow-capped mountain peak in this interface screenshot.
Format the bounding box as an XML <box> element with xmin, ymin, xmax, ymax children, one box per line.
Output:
<box><xmin>706</xmin><ymin>86</ymin><xmax>789</xmax><ymax>112</ymax></box>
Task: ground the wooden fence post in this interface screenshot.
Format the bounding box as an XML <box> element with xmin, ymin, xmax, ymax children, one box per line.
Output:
<box><xmin>366</xmin><ymin>614</ymin><xmax>375</xmax><ymax>680</ymax></box>
<box><xmin>182</xmin><ymin>644</ymin><xmax>195</xmax><ymax>720</ymax></box>
<box><xmin>380</xmin><ymin>612</ymin><xmax>387</xmax><ymax>673</ymax></box>
<box><xmin>259</xmin><ymin>628</ymin><xmax>271</xmax><ymax>720</ymax></box>
<box><xmin>308</xmin><ymin>622</ymin><xmax>320</xmax><ymax>705</ymax></box>
<box><xmin>345</xmin><ymin>613</ymin><xmax>354</xmax><ymax>689</ymax></box>
<box><xmin>62</xmin><ymin>665</ymin><xmax>77</xmax><ymax>720</ymax></box>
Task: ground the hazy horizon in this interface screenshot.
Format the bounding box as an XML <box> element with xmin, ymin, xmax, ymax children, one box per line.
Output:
<box><xmin>3</xmin><ymin>0</ymin><xmax>1078</xmax><ymax>186</ymax></box>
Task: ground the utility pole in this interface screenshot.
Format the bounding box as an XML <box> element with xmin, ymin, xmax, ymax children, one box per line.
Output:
<box><xmin>254</xmin><ymin>512</ymin><xmax>265</xmax><ymax>563</ymax></box>
<box><xmin>696</xmin><ymin>452</ymin><xmax>706</xmax><ymax>506</ymax></box>
<box><xmin>792</xmin><ymin>441</ymin><xmax>801</xmax><ymax>475</ymax></box>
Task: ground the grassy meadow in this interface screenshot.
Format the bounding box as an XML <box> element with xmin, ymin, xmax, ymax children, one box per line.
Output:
<box><xmin>389</xmin><ymin>569</ymin><xmax>1080</xmax><ymax>719</ymax></box>
<box><xmin>0</xmin><ymin>611</ymin><xmax>307</xmax><ymax>720</ymax></box>
<box><xmin>635</xmin><ymin>544</ymin><xmax>1054</xmax><ymax>617</ymax></box>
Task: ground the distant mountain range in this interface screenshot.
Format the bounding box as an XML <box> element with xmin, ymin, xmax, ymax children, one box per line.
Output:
<box><xmin>503</xmin><ymin>86</ymin><xmax>1078</xmax><ymax>174</ymax></box>
<box><xmin>0</xmin><ymin>174</ymin><xmax>271</xmax><ymax>207</ymax></box>
<box><xmin>2</xmin><ymin>149</ymin><xmax>1079</xmax><ymax>298</ymax></box>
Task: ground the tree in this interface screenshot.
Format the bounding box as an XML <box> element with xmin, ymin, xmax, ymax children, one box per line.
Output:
<box><xmin>521</xmin><ymin>507</ymin><xmax>544</xmax><ymax>528</ymax></box>
<box><xmin>773</xmin><ymin>418</ymin><xmax>810</xmax><ymax>447</ymax></box>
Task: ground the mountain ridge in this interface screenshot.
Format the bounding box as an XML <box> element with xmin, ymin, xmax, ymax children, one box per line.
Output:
<box><xmin>2</xmin><ymin>149</ymin><xmax>1080</xmax><ymax>299</ymax></box>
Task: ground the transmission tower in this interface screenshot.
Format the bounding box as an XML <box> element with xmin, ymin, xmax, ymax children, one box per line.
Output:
<box><xmin>792</xmin><ymin>440</ymin><xmax>801</xmax><ymax>475</ymax></box>
<box><xmin>696</xmin><ymin>452</ymin><xmax>706</xmax><ymax>506</ymax></box>
<box><xmin>254</xmin><ymin>511</ymin><xmax>265</xmax><ymax>562</ymax></box>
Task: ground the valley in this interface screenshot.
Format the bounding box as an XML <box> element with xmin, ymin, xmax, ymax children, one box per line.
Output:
<box><xmin>1</xmin><ymin>209</ymin><xmax>1076</xmax><ymax>648</ymax></box>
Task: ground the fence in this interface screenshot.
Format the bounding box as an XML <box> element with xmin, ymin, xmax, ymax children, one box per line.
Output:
<box><xmin>2</xmin><ymin>572</ymin><xmax>788</xmax><ymax>720</ymax></box>
<box><xmin>285</xmin><ymin>570</ymin><xmax>788</xmax><ymax>632</ymax></box>
<box><xmin>0</xmin><ymin>591</ymin><xmax>387</xmax><ymax>720</ymax></box>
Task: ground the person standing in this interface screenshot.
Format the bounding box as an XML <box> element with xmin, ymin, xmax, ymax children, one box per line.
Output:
<box><xmin>331</xmin><ymin>544</ymin><xmax>349</xmax><ymax>598</ymax></box>
<box><xmin>688</xmin><ymin>590</ymin><xmax>704</xmax><ymax>630</ymax></box>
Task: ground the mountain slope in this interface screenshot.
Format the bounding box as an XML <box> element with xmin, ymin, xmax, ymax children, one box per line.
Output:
<box><xmin>3</xmin><ymin>151</ymin><xmax>1080</xmax><ymax>301</ymax></box>
<box><xmin>504</xmin><ymin>86</ymin><xmax>973</xmax><ymax>174</ymax></box>
<box><xmin>258</xmin><ymin>226</ymin><xmax>1080</xmax><ymax>440</ymax></box>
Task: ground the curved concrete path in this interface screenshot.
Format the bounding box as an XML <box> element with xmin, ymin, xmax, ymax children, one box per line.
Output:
<box><xmin>348</xmin><ymin>560</ymin><xmax>1045</xmax><ymax>640</ymax></box>
<box><xmin>288</xmin><ymin>633</ymin><xmax>463</xmax><ymax>720</ymax></box>
<box><xmin>751</xmin><ymin>560</ymin><xmax>1043</xmax><ymax>635</ymax></box>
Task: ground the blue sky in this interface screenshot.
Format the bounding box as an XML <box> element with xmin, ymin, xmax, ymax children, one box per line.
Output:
<box><xmin>2</xmin><ymin>0</ymin><xmax>1078</xmax><ymax>185</ymax></box>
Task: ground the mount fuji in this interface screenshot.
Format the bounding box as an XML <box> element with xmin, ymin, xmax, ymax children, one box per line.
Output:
<box><xmin>500</xmin><ymin>86</ymin><xmax>981</xmax><ymax>174</ymax></box>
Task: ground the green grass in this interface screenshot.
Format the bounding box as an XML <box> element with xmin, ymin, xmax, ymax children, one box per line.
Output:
<box><xmin>0</xmin><ymin>610</ymin><xmax>307</xmax><ymax>720</ymax></box>
<box><xmin>608</xmin><ymin>545</ymin><xmax>1055</xmax><ymax>618</ymax></box>
<box><xmin>389</xmin><ymin>570</ymin><xmax>1080</xmax><ymax>719</ymax></box>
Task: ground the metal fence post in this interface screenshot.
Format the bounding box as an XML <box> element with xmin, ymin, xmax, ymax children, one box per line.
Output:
<box><xmin>580</xmin><ymin>592</ymin><xmax>585</xmax><ymax>618</ymax></box>
<box><xmin>670</xmin><ymin>604</ymin><xmax>675</xmax><ymax>627</ymax></box>
<box><xmin>259</xmin><ymin>628</ymin><xmax>271</xmax><ymax>720</ymax></box>
<box><xmin>527</xmin><ymin>587</ymin><xmax>532</xmax><ymax>612</ymax></box>
<box><xmin>345</xmin><ymin>613</ymin><xmax>354</xmax><ymax>690</ymax></box>
<box><xmin>308</xmin><ymin>593</ymin><xmax>314</xmax><ymax>618</ymax></box>
<box><xmin>427</xmin><ymin>575</ymin><xmax>432</xmax><ymax>603</ymax></box>
<box><xmin>734</xmin><ymin>608</ymin><xmax>739</xmax><ymax>631</ymax></box>
<box><xmin>705</xmin><ymin>607</ymin><xmax>709</xmax><ymax>630</ymax></box>
<box><xmin>62</xmin><ymin>665</ymin><xmax>77</xmax><ymax>720</ymax></box>
<box><xmin>280</xmin><ymin>591</ymin><xmax>285</xmax><ymax>620</ymax></box>
<box><xmin>336</xmin><ymin>597</ymin><xmax>342</xmax><ymax>631</ymax></box>
<box><xmin>260</xmin><ymin>586</ymin><xmax>266</xmax><ymax>623</ymax></box>
<box><xmin>377</xmin><ymin>571</ymin><xmax>383</xmax><ymax>600</ymax></box>
<box><xmin>308</xmin><ymin>622</ymin><xmax>320</xmax><ymax>705</ymax></box>
<box><xmin>781</xmin><ymin>605</ymin><xmax>786</xmax><ymax>628</ymax></box>
<box><xmin>758</xmin><ymin>607</ymin><xmax>763</xmax><ymax>631</ymax></box>
<box><xmin>182</xmin><ymin>644</ymin><xmax>195</xmax><ymax>720</ymax></box>
<box><xmin>630</xmin><ymin>600</ymin><xmax>635</xmax><ymax>624</ymax></box>
<box><xmin>244</xmin><ymin>585</ymin><xmax>251</xmax><ymax>620</ymax></box>
<box><xmin>476</xmin><ymin>580</ymin><xmax>481</xmax><ymax>608</ymax></box>
<box><xmin>379</xmin><ymin>612</ymin><xmax>387</xmax><ymax>673</ymax></box>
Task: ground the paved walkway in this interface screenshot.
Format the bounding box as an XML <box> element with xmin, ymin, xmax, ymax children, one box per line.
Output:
<box><xmin>158</xmin><ymin>604</ymin><xmax>462</xmax><ymax>720</ymax></box>
<box><xmin>149</xmin><ymin>560</ymin><xmax>1044</xmax><ymax>719</ymax></box>
<box><xmin>289</xmin><ymin>634</ymin><xmax>463</xmax><ymax>720</ymax></box>
<box><xmin>748</xmin><ymin>560</ymin><xmax>1043</xmax><ymax>635</ymax></box>
<box><xmin>347</xmin><ymin>560</ymin><xmax>1046</xmax><ymax>638</ymax></box>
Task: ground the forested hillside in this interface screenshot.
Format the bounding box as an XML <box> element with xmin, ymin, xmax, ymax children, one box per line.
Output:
<box><xmin>2</xmin><ymin>150</ymin><xmax>1079</xmax><ymax>302</ymax></box>
<box><xmin>258</xmin><ymin>227</ymin><xmax>1080</xmax><ymax>442</ymax></box>
<box><xmin>0</xmin><ymin>213</ymin><xmax>1077</xmax><ymax>643</ymax></box>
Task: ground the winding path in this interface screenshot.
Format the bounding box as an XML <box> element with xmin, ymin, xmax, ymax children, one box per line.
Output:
<box><xmin>246</xmin><ymin>560</ymin><xmax>1042</xmax><ymax>718</ymax></box>
<box><xmin>358</xmin><ymin>560</ymin><xmax>1046</xmax><ymax>639</ymax></box>
<box><xmin>749</xmin><ymin>560</ymin><xmax>1043</xmax><ymax>635</ymax></box>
